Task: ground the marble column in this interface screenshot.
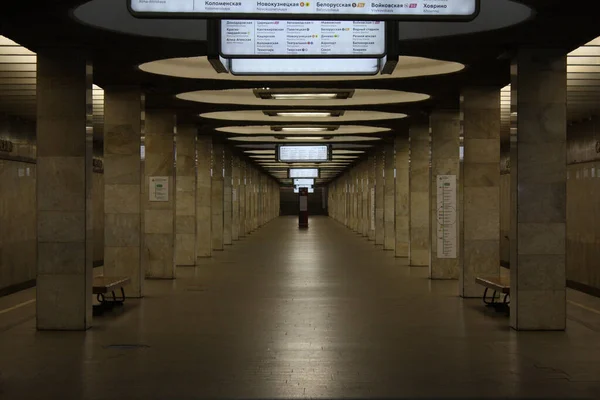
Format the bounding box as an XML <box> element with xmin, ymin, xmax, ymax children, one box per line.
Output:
<box><xmin>368</xmin><ymin>154</ymin><xmax>376</xmax><ymax>241</ymax></box>
<box><xmin>239</xmin><ymin>161</ymin><xmax>247</xmax><ymax>237</ymax></box>
<box><xmin>175</xmin><ymin>125</ymin><xmax>197</xmax><ymax>265</ymax></box>
<box><xmin>430</xmin><ymin>110</ymin><xmax>461</xmax><ymax>280</ymax></box>
<box><xmin>510</xmin><ymin>49</ymin><xmax>567</xmax><ymax>331</ymax></box>
<box><xmin>223</xmin><ymin>147</ymin><xmax>233</xmax><ymax>245</ymax></box>
<box><xmin>459</xmin><ymin>88</ymin><xmax>501</xmax><ymax>297</ymax></box>
<box><xmin>384</xmin><ymin>143</ymin><xmax>395</xmax><ymax>251</ymax></box>
<box><xmin>395</xmin><ymin>135</ymin><xmax>410</xmax><ymax>258</ymax></box>
<box><xmin>103</xmin><ymin>87</ymin><xmax>144</xmax><ymax>297</ymax></box>
<box><xmin>409</xmin><ymin>125</ymin><xmax>430</xmax><ymax>266</ymax></box>
<box><xmin>196</xmin><ymin>136</ymin><xmax>212</xmax><ymax>258</ymax></box>
<box><xmin>143</xmin><ymin>110</ymin><xmax>176</xmax><ymax>279</ymax></box>
<box><xmin>244</xmin><ymin>166</ymin><xmax>252</xmax><ymax>235</ymax></box>
<box><xmin>361</xmin><ymin>163</ymin><xmax>369</xmax><ymax>236</ymax></box>
<box><xmin>375</xmin><ymin>149</ymin><xmax>385</xmax><ymax>246</ymax></box>
<box><xmin>211</xmin><ymin>142</ymin><xmax>224</xmax><ymax>251</ymax></box>
<box><xmin>36</xmin><ymin>51</ymin><xmax>93</xmax><ymax>330</ymax></box>
<box><xmin>232</xmin><ymin>156</ymin><xmax>240</xmax><ymax>241</ymax></box>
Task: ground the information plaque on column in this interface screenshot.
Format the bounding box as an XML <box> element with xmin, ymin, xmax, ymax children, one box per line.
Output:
<box><xmin>221</xmin><ymin>20</ymin><xmax>386</xmax><ymax>58</ymax></box>
<box><xmin>129</xmin><ymin>0</ymin><xmax>480</xmax><ymax>21</ymax></box>
<box><xmin>435</xmin><ymin>175</ymin><xmax>457</xmax><ymax>259</ymax></box>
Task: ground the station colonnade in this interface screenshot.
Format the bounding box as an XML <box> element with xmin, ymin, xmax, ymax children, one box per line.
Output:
<box><xmin>35</xmin><ymin>55</ymin><xmax>279</xmax><ymax>330</ymax></box>
<box><xmin>328</xmin><ymin>49</ymin><xmax>567</xmax><ymax>331</ymax></box>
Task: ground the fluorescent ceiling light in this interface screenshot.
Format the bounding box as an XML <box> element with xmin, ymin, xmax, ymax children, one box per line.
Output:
<box><xmin>277</xmin><ymin>112</ymin><xmax>331</xmax><ymax>118</ymax></box>
<box><xmin>281</xmin><ymin>127</ymin><xmax>329</xmax><ymax>132</ymax></box>
<box><xmin>284</xmin><ymin>137</ymin><xmax>324</xmax><ymax>140</ymax></box>
<box><xmin>272</xmin><ymin>93</ymin><xmax>338</xmax><ymax>100</ymax></box>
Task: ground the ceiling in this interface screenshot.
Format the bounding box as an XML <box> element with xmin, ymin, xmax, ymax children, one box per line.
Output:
<box><xmin>1</xmin><ymin>0</ymin><xmax>600</xmax><ymax>184</ymax></box>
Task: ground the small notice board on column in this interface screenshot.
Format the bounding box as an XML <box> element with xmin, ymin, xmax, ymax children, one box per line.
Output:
<box><xmin>436</xmin><ymin>175</ymin><xmax>457</xmax><ymax>259</ymax></box>
<box><xmin>149</xmin><ymin>176</ymin><xmax>169</xmax><ymax>202</ymax></box>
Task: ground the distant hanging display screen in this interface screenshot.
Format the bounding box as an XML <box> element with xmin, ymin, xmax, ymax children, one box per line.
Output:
<box><xmin>294</xmin><ymin>186</ymin><xmax>315</xmax><ymax>193</ymax></box>
<box><xmin>289</xmin><ymin>168</ymin><xmax>319</xmax><ymax>178</ymax></box>
<box><xmin>294</xmin><ymin>178</ymin><xmax>315</xmax><ymax>186</ymax></box>
<box><xmin>278</xmin><ymin>145</ymin><xmax>330</xmax><ymax>163</ymax></box>
<box><xmin>129</xmin><ymin>0</ymin><xmax>480</xmax><ymax>21</ymax></box>
<box><xmin>221</xmin><ymin>20</ymin><xmax>386</xmax><ymax>58</ymax></box>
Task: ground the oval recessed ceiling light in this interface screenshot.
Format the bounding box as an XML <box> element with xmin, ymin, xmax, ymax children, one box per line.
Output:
<box><xmin>217</xmin><ymin>125</ymin><xmax>390</xmax><ymax>135</ymax></box>
<box><xmin>201</xmin><ymin>110</ymin><xmax>406</xmax><ymax>123</ymax></box>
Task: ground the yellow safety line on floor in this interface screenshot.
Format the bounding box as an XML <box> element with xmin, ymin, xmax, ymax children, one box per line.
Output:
<box><xmin>567</xmin><ymin>300</ymin><xmax>600</xmax><ymax>316</ymax></box>
<box><xmin>0</xmin><ymin>299</ymin><xmax>36</xmax><ymax>316</ymax></box>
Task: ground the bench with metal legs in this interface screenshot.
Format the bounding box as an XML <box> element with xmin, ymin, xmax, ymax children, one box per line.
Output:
<box><xmin>476</xmin><ymin>277</ymin><xmax>510</xmax><ymax>314</ymax></box>
<box><xmin>93</xmin><ymin>276</ymin><xmax>131</xmax><ymax>315</ymax></box>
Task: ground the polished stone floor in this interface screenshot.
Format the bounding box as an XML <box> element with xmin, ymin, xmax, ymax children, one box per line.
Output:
<box><xmin>1</xmin><ymin>216</ymin><xmax>600</xmax><ymax>399</ymax></box>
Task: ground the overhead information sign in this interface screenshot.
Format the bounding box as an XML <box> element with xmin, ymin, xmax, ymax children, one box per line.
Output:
<box><xmin>129</xmin><ymin>0</ymin><xmax>479</xmax><ymax>21</ymax></box>
<box><xmin>294</xmin><ymin>178</ymin><xmax>315</xmax><ymax>186</ymax></box>
<box><xmin>279</xmin><ymin>145</ymin><xmax>330</xmax><ymax>162</ymax></box>
<box><xmin>289</xmin><ymin>168</ymin><xmax>319</xmax><ymax>178</ymax></box>
<box><xmin>221</xmin><ymin>20</ymin><xmax>385</xmax><ymax>57</ymax></box>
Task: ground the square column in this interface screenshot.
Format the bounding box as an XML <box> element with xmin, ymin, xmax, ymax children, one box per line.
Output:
<box><xmin>459</xmin><ymin>88</ymin><xmax>501</xmax><ymax>297</ymax></box>
<box><xmin>395</xmin><ymin>135</ymin><xmax>410</xmax><ymax>257</ymax></box>
<box><xmin>143</xmin><ymin>110</ymin><xmax>176</xmax><ymax>279</ymax></box>
<box><xmin>368</xmin><ymin>155</ymin><xmax>376</xmax><ymax>241</ymax></box>
<box><xmin>430</xmin><ymin>110</ymin><xmax>461</xmax><ymax>279</ymax></box>
<box><xmin>211</xmin><ymin>142</ymin><xmax>224</xmax><ymax>250</ymax></box>
<box><xmin>409</xmin><ymin>125</ymin><xmax>431</xmax><ymax>266</ymax></box>
<box><xmin>223</xmin><ymin>147</ymin><xmax>233</xmax><ymax>245</ymax></box>
<box><xmin>361</xmin><ymin>163</ymin><xmax>369</xmax><ymax>236</ymax></box>
<box><xmin>375</xmin><ymin>149</ymin><xmax>385</xmax><ymax>246</ymax></box>
<box><xmin>232</xmin><ymin>156</ymin><xmax>240</xmax><ymax>241</ymax></box>
<box><xmin>239</xmin><ymin>161</ymin><xmax>247</xmax><ymax>237</ymax></box>
<box><xmin>196</xmin><ymin>136</ymin><xmax>212</xmax><ymax>258</ymax></box>
<box><xmin>175</xmin><ymin>125</ymin><xmax>197</xmax><ymax>266</ymax></box>
<box><xmin>103</xmin><ymin>87</ymin><xmax>144</xmax><ymax>297</ymax></box>
<box><xmin>384</xmin><ymin>143</ymin><xmax>395</xmax><ymax>251</ymax></box>
<box><xmin>510</xmin><ymin>49</ymin><xmax>567</xmax><ymax>330</ymax></box>
<box><xmin>36</xmin><ymin>51</ymin><xmax>93</xmax><ymax>330</ymax></box>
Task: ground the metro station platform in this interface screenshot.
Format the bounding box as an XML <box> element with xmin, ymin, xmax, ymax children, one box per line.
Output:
<box><xmin>1</xmin><ymin>216</ymin><xmax>600</xmax><ymax>399</ymax></box>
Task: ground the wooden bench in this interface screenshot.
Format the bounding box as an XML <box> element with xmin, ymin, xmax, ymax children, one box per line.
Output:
<box><xmin>475</xmin><ymin>276</ymin><xmax>510</xmax><ymax>313</ymax></box>
<box><xmin>93</xmin><ymin>276</ymin><xmax>131</xmax><ymax>315</ymax></box>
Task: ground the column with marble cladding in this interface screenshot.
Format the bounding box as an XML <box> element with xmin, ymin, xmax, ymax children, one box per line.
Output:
<box><xmin>361</xmin><ymin>162</ymin><xmax>369</xmax><ymax>236</ymax></box>
<box><xmin>175</xmin><ymin>124</ymin><xmax>196</xmax><ymax>265</ymax></box>
<box><xmin>384</xmin><ymin>143</ymin><xmax>395</xmax><ymax>251</ymax></box>
<box><xmin>395</xmin><ymin>135</ymin><xmax>410</xmax><ymax>257</ymax></box>
<box><xmin>36</xmin><ymin>50</ymin><xmax>93</xmax><ymax>330</ymax></box>
<box><xmin>211</xmin><ymin>142</ymin><xmax>224</xmax><ymax>250</ymax></box>
<box><xmin>244</xmin><ymin>165</ymin><xmax>252</xmax><ymax>235</ymax></box>
<box><xmin>143</xmin><ymin>110</ymin><xmax>176</xmax><ymax>279</ymax></box>
<box><xmin>223</xmin><ymin>147</ymin><xmax>233</xmax><ymax>245</ymax></box>
<box><xmin>459</xmin><ymin>88</ymin><xmax>501</xmax><ymax>297</ymax></box>
<box><xmin>375</xmin><ymin>149</ymin><xmax>385</xmax><ymax>245</ymax></box>
<box><xmin>239</xmin><ymin>160</ymin><xmax>247</xmax><ymax>237</ymax></box>
<box><xmin>510</xmin><ymin>49</ymin><xmax>567</xmax><ymax>330</ymax></box>
<box><xmin>430</xmin><ymin>110</ymin><xmax>461</xmax><ymax>279</ymax></box>
<box><xmin>368</xmin><ymin>154</ymin><xmax>376</xmax><ymax>241</ymax></box>
<box><xmin>196</xmin><ymin>136</ymin><xmax>211</xmax><ymax>258</ymax></box>
<box><xmin>103</xmin><ymin>86</ymin><xmax>143</xmax><ymax>297</ymax></box>
<box><xmin>232</xmin><ymin>155</ymin><xmax>240</xmax><ymax>241</ymax></box>
<box><xmin>409</xmin><ymin>124</ymin><xmax>430</xmax><ymax>266</ymax></box>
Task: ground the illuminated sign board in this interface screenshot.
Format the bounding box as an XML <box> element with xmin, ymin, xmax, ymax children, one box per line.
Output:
<box><xmin>221</xmin><ymin>20</ymin><xmax>385</xmax><ymax>57</ymax></box>
<box><xmin>227</xmin><ymin>57</ymin><xmax>381</xmax><ymax>75</ymax></box>
<box><xmin>278</xmin><ymin>145</ymin><xmax>330</xmax><ymax>163</ymax></box>
<box><xmin>294</xmin><ymin>178</ymin><xmax>315</xmax><ymax>186</ymax></box>
<box><xmin>294</xmin><ymin>186</ymin><xmax>315</xmax><ymax>193</ymax></box>
<box><xmin>289</xmin><ymin>168</ymin><xmax>319</xmax><ymax>178</ymax></box>
<box><xmin>129</xmin><ymin>0</ymin><xmax>480</xmax><ymax>21</ymax></box>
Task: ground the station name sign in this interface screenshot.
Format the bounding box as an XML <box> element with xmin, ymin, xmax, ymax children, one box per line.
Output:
<box><xmin>278</xmin><ymin>145</ymin><xmax>331</xmax><ymax>162</ymax></box>
<box><xmin>129</xmin><ymin>0</ymin><xmax>479</xmax><ymax>21</ymax></box>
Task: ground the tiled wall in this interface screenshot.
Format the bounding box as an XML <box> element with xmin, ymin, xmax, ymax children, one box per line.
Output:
<box><xmin>0</xmin><ymin>114</ymin><xmax>105</xmax><ymax>293</ymax></box>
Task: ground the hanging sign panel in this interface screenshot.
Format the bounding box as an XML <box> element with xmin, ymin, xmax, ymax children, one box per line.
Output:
<box><xmin>294</xmin><ymin>178</ymin><xmax>315</xmax><ymax>186</ymax></box>
<box><xmin>221</xmin><ymin>20</ymin><xmax>386</xmax><ymax>57</ymax></box>
<box><xmin>289</xmin><ymin>168</ymin><xmax>319</xmax><ymax>178</ymax></box>
<box><xmin>278</xmin><ymin>145</ymin><xmax>330</xmax><ymax>163</ymax></box>
<box><xmin>129</xmin><ymin>0</ymin><xmax>480</xmax><ymax>21</ymax></box>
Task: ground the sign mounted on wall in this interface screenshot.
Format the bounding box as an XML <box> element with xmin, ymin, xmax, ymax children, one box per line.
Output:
<box><xmin>149</xmin><ymin>176</ymin><xmax>170</xmax><ymax>202</ymax></box>
<box><xmin>129</xmin><ymin>0</ymin><xmax>479</xmax><ymax>21</ymax></box>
